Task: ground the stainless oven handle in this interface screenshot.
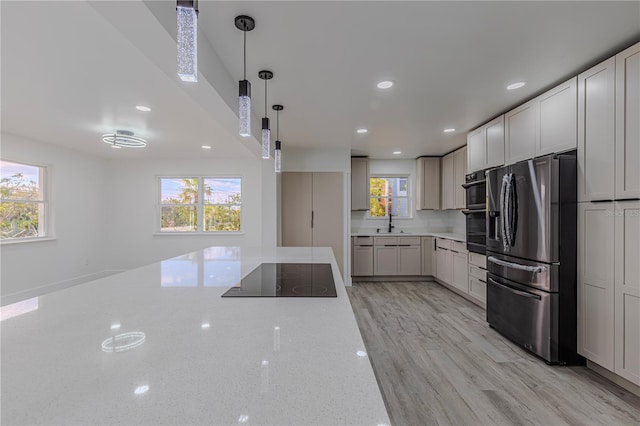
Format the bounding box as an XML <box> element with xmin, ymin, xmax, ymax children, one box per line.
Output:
<box><xmin>488</xmin><ymin>277</ymin><xmax>541</xmax><ymax>300</ymax></box>
<box><xmin>461</xmin><ymin>179</ymin><xmax>486</xmax><ymax>189</ymax></box>
<box><xmin>487</xmin><ymin>256</ymin><xmax>546</xmax><ymax>273</ymax></box>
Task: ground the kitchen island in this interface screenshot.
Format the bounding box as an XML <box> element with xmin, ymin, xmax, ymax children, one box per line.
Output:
<box><xmin>0</xmin><ymin>246</ymin><xmax>390</xmax><ymax>425</ymax></box>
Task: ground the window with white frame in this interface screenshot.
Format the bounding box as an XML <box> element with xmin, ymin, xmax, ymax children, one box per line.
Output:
<box><xmin>369</xmin><ymin>176</ymin><xmax>411</xmax><ymax>218</ymax></box>
<box><xmin>159</xmin><ymin>177</ymin><xmax>241</xmax><ymax>232</ymax></box>
<box><xmin>0</xmin><ymin>160</ymin><xmax>48</xmax><ymax>240</ymax></box>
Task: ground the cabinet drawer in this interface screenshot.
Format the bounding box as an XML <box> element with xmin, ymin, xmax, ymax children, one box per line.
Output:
<box><xmin>398</xmin><ymin>236</ymin><xmax>421</xmax><ymax>246</ymax></box>
<box><xmin>469</xmin><ymin>264</ymin><xmax>487</xmax><ymax>282</ymax></box>
<box><xmin>353</xmin><ymin>236</ymin><xmax>373</xmax><ymax>246</ymax></box>
<box><xmin>374</xmin><ymin>236</ymin><xmax>397</xmax><ymax>246</ymax></box>
<box><xmin>469</xmin><ymin>277</ymin><xmax>487</xmax><ymax>302</ymax></box>
<box><xmin>436</xmin><ymin>238</ymin><xmax>452</xmax><ymax>250</ymax></box>
<box><xmin>469</xmin><ymin>253</ymin><xmax>487</xmax><ymax>269</ymax></box>
<box><xmin>451</xmin><ymin>241</ymin><xmax>467</xmax><ymax>253</ymax></box>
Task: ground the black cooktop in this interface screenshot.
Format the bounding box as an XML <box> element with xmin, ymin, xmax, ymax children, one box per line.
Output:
<box><xmin>221</xmin><ymin>263</ymin><xmax>337</xmax><ymax>298</ymax></box>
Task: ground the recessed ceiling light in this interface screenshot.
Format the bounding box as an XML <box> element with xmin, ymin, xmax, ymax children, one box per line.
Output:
<box><xmin>135</xmin><ymin>105</ymin><xmax>151</xmax><ymax>112</ymax></box>
<box><xmin>356</xmin><ymin>128</ymin><xmax>368</xmax><ymax>134</ymax></box>
<box><xmin>134</xmin><ymin>385</ymin><xmax>149</xmax><ymax>395</ymax></box>
<box><xmin>110</xmin><ymin>323</ymin><xmax>121</xmax><ymax>330</ymax></box>
<box><xmin>201</xmin><ymin>145</ymin><xmax>212</xmax><ymax>149</ymax></box>
<box><xmin>507</xmin><ymin>82</ymin><xmax>526</xmax><ymax>90</ymax></box>
<box><xmin>443</xmin><ymin>128</ymin><xmax>456</xmax><ymax>133</ymax></box>
<box><xmin>201</xmin><ymin>322</ymin><xmax>210</xmax><ymax>329</ymax></box>
<box><xmin>393</xmin><ymin>151</ymin><xmax>402</xmax><ymax>155</ymax></box>
<box><xmin>377</xmin><ymin>80</ymin><xmax>394</xmax><ymax>89</ymax></box>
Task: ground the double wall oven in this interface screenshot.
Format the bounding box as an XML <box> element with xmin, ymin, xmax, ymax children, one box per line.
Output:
<box><xmin>462</xmin><ymin>170</ymin><xmax>487</xmax><ymax>254</ymax></box>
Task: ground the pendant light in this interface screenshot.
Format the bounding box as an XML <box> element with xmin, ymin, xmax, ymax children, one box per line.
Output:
<box><xmin>235</xmin><ymin>15</ymin><xmax>255</xmax><ymax>137</ymax></box>
<box><xmin>259</xmin><ymin>70</ymin><xmax>273</xmax><ymax>159</ymax></box>
<box><xmin>176</xmin><ymin>0</ymin><xmax>198</xmax><ymax>82</ymax></box>
<box><xmin>272</xmin><ymin>104</ymin><xmax>284</xmax><ymax>172</ymax></box>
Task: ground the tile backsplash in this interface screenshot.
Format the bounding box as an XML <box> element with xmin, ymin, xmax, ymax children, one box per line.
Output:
<box><xmin>351</xmin><ymin>209</ymin><xmax>465</xmax><ymax>234</ymax></box>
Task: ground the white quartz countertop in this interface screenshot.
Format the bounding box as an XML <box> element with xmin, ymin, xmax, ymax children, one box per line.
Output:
<box><xmin>0</xmin><ymin>247</ymin><xmax>390</xmax><ymax>426</ymax></box>
<box><xmin>351</xmin><ymin>230</ymin><xmax>466</xmax><ymax>242</ymax></box>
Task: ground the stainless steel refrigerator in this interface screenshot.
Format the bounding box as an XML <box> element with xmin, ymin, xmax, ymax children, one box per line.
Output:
<box><xmin>486</xmin><ymin>151</ymin><xmax>583</xmax><ymax>364</ymax></box>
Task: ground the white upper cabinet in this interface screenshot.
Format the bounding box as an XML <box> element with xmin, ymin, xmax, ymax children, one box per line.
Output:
<box><xmin>467</xmin><ymin>127</ymin><xmax>485</xmax><ymax>173</ymax></box>
<box><xmin>441</xmin><ymin>153</ymin><xmax>455</xmax><ymax>209</ymax></box>
<box><xmin>415</xmin><ymin>157</ymin><xmax>441</xmax><ymax>210</ymax></box>
<box><xmin>505</xmin><ymin>99</ymin><xmax>538</xmax><ymax>165</ymax></box>
<box><xmin>351</xmin><ymin>157</ymin><xmax>369</xmax><ymax>211</ymax></box>
<box><xmin>536</xmin><ymin>77</ymin><xmax>578</xmax><ymax>157</ymax></box>
<box><xmin>454</xmin><ymin>146</ymin><xmax>467</xmax><ymax>209</ymax></box>
<box><xmin>467</xmin><ymin>115</ymin><xmax>505</xmax><ymax>173</ymax></box>
<box><xmin>578</xmin><ymin>57</ymin><xmax>616</xmax><ymax>202</ymax></box>
<box><xmin>485</xmin><ymin>116</ymin><xmax>505</xmax><ymax>169</ymax></box>
<box><xmin>616</xmin><ymin>43</ymin><xmax>640</xmax><ymax>200</ymax></box>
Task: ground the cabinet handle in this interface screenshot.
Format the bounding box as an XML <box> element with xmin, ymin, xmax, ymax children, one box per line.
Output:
<box><xmin>590</xmin><ymin>199</ymin><xmax>613</xmax><ymax>203</ymax></box>
<box><xmin>311</xmin><ymin>210</ymin><xmax>314</xmax><ymax>228</ymax></box>
<box><xmin>384</xmin><ymin>244</ymin><xmax>397</xmax><ymax>247</ymax></box>
<box><xmin>617</xmin><ymin>198</ymin><xmax>640</xmax><ymax>202</ymax></box>
<box><xmin>398</xmin><ymin>244</ymin><xmax>411</xmax><ymax>247</ymax></box>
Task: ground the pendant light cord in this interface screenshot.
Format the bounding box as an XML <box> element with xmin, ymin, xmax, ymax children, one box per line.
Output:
<box><xmin>264</xmin><ymin>79</ymin><xmax>267</xmax><ymax>115</ymax></box>
<box><xmin>243</xmin><ymin>30</ymin><xmax>247</xmax><ymax>80</ymax></box>
<box><xmin>276</xmin><ymin>110</ymin><xmax>279</xmax><ymax>140</ymax></box>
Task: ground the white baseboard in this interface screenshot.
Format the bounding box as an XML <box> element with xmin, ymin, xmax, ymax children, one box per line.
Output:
<box><xmin>586</xmin><ymin>360</ymin><xmax>640</xmax><ymax>397</ymax></box>
<box><xmin>1</xmin><ymin>269</ymin><xmax>125</xmax><ymax>306</ymax></box>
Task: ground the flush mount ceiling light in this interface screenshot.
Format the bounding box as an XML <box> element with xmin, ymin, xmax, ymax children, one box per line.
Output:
<box><xmin>507</xmin><ymin>81</ymin><xmax>526</xmax><ymax>90</ymax></box>
<box><xmin>135</xmin><ymin>105</ymin><xmax>151</xmax><ymax>112</ymax></box>
<box><xmin>356</xmin><ymin>128</ymin><xmax>368</xmax><ymax>134</ymax></box>
<box><xmin>259</xmin><ymin>70</ymin><xmax>273</xmax><ymax>159</ymax></box>
<box><xmin>177</xmin><ymin>0</ymin><xmax>198</xmax><ymax>82</ymax></box>
<box><xmin>377</xmin><ymin>80</ymin><xmax>394</xmax><ymax>89</ymax></box>
<box><xmin>102</xmin><ymin>130</ymin><xmax>147</xmax><ymax>148</ymax></box>
<box><xmin>273</xmin><ymin>104</ymin><xmax>283</xmax><ymax>173</ymax></box>
<box><xmin>443</xmin><ymin>128</ymin><xmax>456</xmax><ymax>133</ymax></box>
<box><xmin>236</xmin><ymin>15</ymin><xmax>255</xmax><ymax>137</ymax></box>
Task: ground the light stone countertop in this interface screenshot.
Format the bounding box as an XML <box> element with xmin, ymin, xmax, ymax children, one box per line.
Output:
<box><xmin>0</xmin><ymin>246</ymin><xmax>390</xmax><ymax>426</ymax></box>
<box><xmin>351</xmin><ymin>230</ymin><xmax>466</xmax><ymax>242</ymax></box>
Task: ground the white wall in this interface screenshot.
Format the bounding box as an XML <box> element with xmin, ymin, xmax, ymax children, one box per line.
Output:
<box><xmin>351</xmin><ymin>158</ymin><xmax>464</xmax><ymax>232</ymax></box>
<box><xmin>104</xmin><ymin>156</ymin><xmax>264</xmax><ymax>271</ymax></box>
<box><xmin>1</xmin><ymin>133</ymin><xmax>109</xmax><ymax>299</ymax></box>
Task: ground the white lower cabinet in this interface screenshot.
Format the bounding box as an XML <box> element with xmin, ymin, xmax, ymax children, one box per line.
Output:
<box><xmin>468</xmin><ymin>253</ymin><xmax>487</xmax><ymax>304</ymax></box>
<box><xmin>352</xmin><ymin>245</ymin><xmax>373</xmax><ymax>276</ymax></box>
<box><xmin>614</xmin><ymin>201</ymin><xmax>640</xmax><ymax>385</ymax></box>
<box><xmin>399</xmin><ymin>246</ymin><xmax>421</xmax><ymax>276</ymax></box>
<box><xmin>435</xmin><ymin>247</ymin><xmax>453</xmax><ymax>284</ymax></box>
<box><xmin>451</xmin><ymin>250</ymin><xmax>469</xmax><ymax>293</ymax></box>
<box><xmin>421</xmin><ymin>236</ymin><xmax>434</xmax><ymax>276</ymax></box>
<box><xmin>578</xmin><ymin>202</ymin><xmax>616</xmax><ymax>369</ymax></box>
<box><xmin>374</xmin><ymin>246</ymin><xmax>398</xmax><ymax>276</ymax></box>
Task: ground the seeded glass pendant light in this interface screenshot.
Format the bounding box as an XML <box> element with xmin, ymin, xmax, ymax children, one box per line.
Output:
<box><xmin>259</xmin><ymin>70</ymin><xmax>274</xmax><ymax>159</ymax></box>
<box><xmin>272</xmin><ymin>105</ymin><xmax>284</xmax><ymax>172</ymax></box>
<box><xmin>176</xmin><ymin>0</ymin><xmax>198</xmax><ymax>82</ymax></box>
<box><xmin>235</xmin><ymin>15</ymin><xmax>255</xmax><ymax>137</ymax></box>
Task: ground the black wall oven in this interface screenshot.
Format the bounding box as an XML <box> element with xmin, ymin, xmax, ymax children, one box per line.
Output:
<box><xmin>462</xmin><ymin>170</ymin><xmax>486</xmax><ymax>254</ymax></box>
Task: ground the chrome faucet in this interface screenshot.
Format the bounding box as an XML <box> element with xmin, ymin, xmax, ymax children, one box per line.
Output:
<box><xmin>388</xmin><ymin>213</ymin><xmax>394</xmax><ymax>233</ymax></box>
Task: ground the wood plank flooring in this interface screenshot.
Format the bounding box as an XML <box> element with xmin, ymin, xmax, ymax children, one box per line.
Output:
<box><xmin>347</xmin><ymin>281</ymin><xmax>640</xmax><ymax>426</ymax></box>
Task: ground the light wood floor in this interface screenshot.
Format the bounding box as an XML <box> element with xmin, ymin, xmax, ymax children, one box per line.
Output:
<box><xmin>347</xmin><ymin>281</ymin><xmax>640</xmax><ymax>426</ymax></box>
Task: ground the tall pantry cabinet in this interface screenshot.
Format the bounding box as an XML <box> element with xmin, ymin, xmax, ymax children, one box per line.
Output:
<box><xmin>577</xmin><ymin>42</ymin><xmax>640</xmax><ymax>387</ymax></box>
<box><xmin>281</xmin><ymin>172</ymin><xmax>345</xmax><ymax>275</ymax></box>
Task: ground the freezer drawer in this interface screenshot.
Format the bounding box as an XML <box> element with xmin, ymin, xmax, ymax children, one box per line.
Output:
<box><xmin>487</xmin><ymin>251</ymin><xmax>559</xmax><ymax>292</ymax></box>
<box><xmin>487</xmin><ymin>273</ymin><xmax>559</xmax><ymax>363</ymax></box>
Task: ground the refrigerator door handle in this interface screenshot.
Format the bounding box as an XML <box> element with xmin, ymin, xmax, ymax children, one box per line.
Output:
<box><xmin>487</xmin><ymin>256</ymin><xmax>547</xmax><ymax>273</ymax></box>
<box><xmin>499</xmin><ymin>175</ymin><xmax>508</xmax><ymax>250</ymax></box>
<box><xmin>488</xmin><ymin>276</ymin><xmax>542</xmax><ymax>300</ymax></box>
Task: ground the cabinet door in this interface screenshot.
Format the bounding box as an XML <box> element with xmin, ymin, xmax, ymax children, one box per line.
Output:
<box><xmin>312</xmin><ymin>173</ymin><xmax>345</xmax><ymax>275</ymax></box>
<box><xmin>416</xmin><ymin>157</ymin><xmax>441</xmax><ymax>210</ymax></box>
<box><xmin>398</xmin><ymin>246</ymin><xmax>421</xmax><ymax>276</ymax></box>
<box><xmin>351</xmin><ymin>157</ymin><xmax>369</xmax><ymax>211</ymax></box>
<box><xmin>451</xmin><ymin>250</ymin><xmax>469</xmax><ymax>293</ymax></box>
<box><xmin>616</xmin><ymin>43</ymin><xmax>640</xmax><ymax>200</ymax></box>
<box><xmin>436</xmin><ymin>248</ymin><xmax>453</xmax><ymax>284</ymax></box>
<box><xmin>352</xmin><ymin>245</ymin><xmax>374</xmax><ymax>276</ymax></box>
<box><xmin>374</xmin><ymin>246</ymin><xmax>398</xmax><ymax>275</ymax></box>
<box><xmin>505</xmin><ymin>99</ymin><xmax>538</xmax><ymax>165</ymax></box>
<box><xmin>454</xmin><ymin>146</ymin><xmax>467</xmax><ymax>209</ymax></box>
<box><xmin>537</xmin><ymin>77</ymin><xmax>578</xmax><ymax>156</ymax></box>
<box><xmin>441</xmin><ymin>154</ymin><xmax>455</xmax><ymax>209</ymax></box>
<box><xmin>467</xmin><ymin>127</ymin><xmax>485</xmax><ymax>173</ymax></box>
<box><xmin>469</xmin><ymin>276</ymin><xmax>487</xmax><ymax>303</ymax></box>
<box><xmin>614</xmin><ymin>201</ymin><xmax>640</xmax><ymax>385</ymax></box>
<box><xmin>421</xmin><ymin>237</ymin><xmax>434</xmax><ymax>276</ymax></box>
<box><xmin>485</xmin><ymin>115</ymin><xmax>505</xmax><ymax>169</ymax></box>
<box><xmin>578</xmin><ymin>202</ymin><xmax>615</xmax><ymax>369</ymax></box>
<box><xmin>281</xmin><ymin>172</ymin><xmax>313</xmax><ymax>247</ymax></box>
<box><xmin>578</xmin><ymin>57</ymin><xmax>616</xmax><ymax>202</ymax></box>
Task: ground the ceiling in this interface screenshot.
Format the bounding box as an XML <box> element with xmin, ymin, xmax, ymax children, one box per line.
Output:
<box><xmin>1</xmin><ymin>1</ymin><xmax>639</xmax><ymax>161</ymax></box>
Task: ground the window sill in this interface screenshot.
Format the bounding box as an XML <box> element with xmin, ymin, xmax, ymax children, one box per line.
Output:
<box><xmin>152</xmin><ymin>232</ymin><xmax>244</xmax><ymax>236</ymax></box>
<box><xmin>0</xmin><ymin>237</ymin><xmax>56</xmax><ymax>245</ymax></box>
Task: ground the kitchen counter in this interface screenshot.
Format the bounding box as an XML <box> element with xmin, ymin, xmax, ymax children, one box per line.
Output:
<box><xmin>352</xmin><ymin>230</ymin><xmax>466</xmax><ymax>242</ymax></box>
<box><xmin>0</xmin><ymin>247</ymin><xmax>390</xmax><ymax>426</ymax></box>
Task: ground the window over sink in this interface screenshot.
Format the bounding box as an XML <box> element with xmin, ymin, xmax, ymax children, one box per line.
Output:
<box><xmin>369</xmin><ymin>176</ymin><xmax>411</xmax><ymax>218</ymax></box>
